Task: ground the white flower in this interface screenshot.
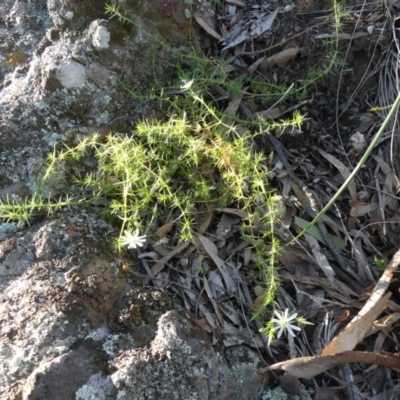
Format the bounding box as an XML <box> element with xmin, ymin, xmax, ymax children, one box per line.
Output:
<box><xmin>121</xmin><ymin>229</ymin><xmax>146</xmax><ymax>250</ymax></box>
<box><xmin>271</xmin><ymin>308</ymin><xmax>301</xmax><ymax>339</ymax></box>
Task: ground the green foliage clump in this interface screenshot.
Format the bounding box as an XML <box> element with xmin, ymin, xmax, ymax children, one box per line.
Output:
<box><xmin>0</xmin><ymin>0</ymin><xmax>351</xmax><ymax>324</ymax></box>
<box><xmin>0</xmin><ymin>77</ymin><xmax>285</xmax><ymax>312</ymax></box>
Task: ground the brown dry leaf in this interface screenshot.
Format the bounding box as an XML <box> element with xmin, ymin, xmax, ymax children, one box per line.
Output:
<box><xmin>263</xmin><ymin>47</ymin><xmax>300</xmax><ymax>69</ymax></box>
<box><xmin>373</xmin><ymin>154</ymin><xmax>398</xmax><ymax>189</ymax></box>
<box><xmin>196</xmin><ymin>234</ymin><xmax>218</xmax><ymax>255</ymax></box>
<box><xmin>242</xmin><ymin>247</ymin><xmax>251</xmax><ymax>266</ymax></box>
<box><xmin>151</xmin><ymin>210</ymin><xmax>216</xmax><ymax>277</ymax></box>
<box><xmin>207</xmin><ymin>270</ymin><xmax>225</xmax><ymax>300</ymax></box>
<box><xmin>266</xmin><ymin>351</ymin><xmax>400</xmax><ymax>379</ymax></box>
<box><xmin>184</xmin><ymin>283</ymin><xmax>218</xmax><ymax>338</ymax></box>
<box><xmin>226</xmin><ymin>239</ymin><xmax>248</xmax><ymax>256</ymax></box>
<box><xmin>322</xmin><ymin>292</ymin><xmax>391</xmax><ymax>355</ymax></box>
<box><xmin>352</xmin><ymin>236</ymin><xmax>374</xmax><ymax>284</ymax></box>
<box><xmin>279</xmin><ymin>244</ymin><xmax>314</xmax><ymax>266</ymax></box>
<box><xmin>220</xmin><ymin>8</ymin><xmax>279</xmax><ymax>51</ymax></box>
<box><xmin>304</xmin><ymin>233</ymin><xmax>335</xmax><ymax>282</ymax></box>
<box><xmin>374</xmin><ymin>327</ymin><xmax>396</xmax><ymax>354</ymax></box>
<box><xmin>290</xmin><ymin>181</ymin><xmax>315</xmax><ymax>216</ymax></box>
<box><xmin>203</xmin><ymin>274</ymin><xmax>224</xmax><ymax>323</ymax></box>
<box><xmin>194</xmin><ymin>14</ymin><xmax>222</xmax><ymax>40</ymax></box>
<box><xmin>150</xmin><ymin>242</ymin><xmax>190</xmax><ymax>277</ymax></box>
<box><xmin>219</xmin><ymin>301</ymin><xmax>242</xmax><ymax>326</ymax></box>
<box><xmin>356</xmin><ymin>113</ymin><xmax>377</xmax><ymax>133</ymax></box>
<box><xmin>152</xmin><ymin>244</ymin><xmax>171</xmax><ymax>257</ymax></box>
<box><xmin>198</xmin><ymin>235</ymin><xmax>236</xmax><ymax>292</ymax></box>
<box><xmin>286</xmin><ymin>273</ymin><xmax>356</xmax><ymax>304</ymax></box>
<box><xmin>257</xmin><ymin>105</ymin><xmax>287</xmax><ymax>120</ymax></box>
<box><xmin>215</xmin><ymin>207</ymin><xmax>249</xmax><ymax>219</ymax></box>
<box><xmin>253</xmin><ymin>295</ymin><xmax>265</xmax><ymax>309</ymax></box>
<box><xmin>318</xmin><ymin>148</ymin><xmax>358</xmax><ymax>201</ymax></box>
<box><xmin>289</xmin><ymin>181</ymin><xmax>339</xmax><ymax>239</ymax></box>
<box><xmin>199</xmin><ymin>210</ymin><xmax>214</xmax><ymax>235</ymax></box>
<box><xmin>296</xmin><ymin>0</ymin><xmax>315</xmax><ymax>10</ymax></box>
<box><xmin>336</xmin><ymin>309</ymin><xmax>352</xmax><ymax>323</ymax></box>
<box><xmin>257</xmin><ymin>98</ymin><xmax>311</xmax><ymax>121</ymax></box>
<box><xmin>221</xmin><ymin>320</ymin><xmax>264</xmax><ymax>347</ymax></box>
<box><xmin>191</xmin><ymin>317</ymin><xmax>212</xmax><ymax>333</ymax></box>
<box><xmin>349</xmin><ymin>200</ymin><xmax>378</xmax><ymax>217</ymax></box>
<box><xmin>373</xmin><ymin>154</ymin><xmax>393</xmax><ymax>175</ymax></box>
<box><xmin>216</xmin><ymin>213</ymin><xmax>239</xmax><ymax>238</ymax></box>
<box><xmin>225</xmin><ymin>90</ymin><xmax>246</xmax><ymax>118</ymax></box>
<box><xmin>247</xmin><ymin>56</ymin><xmax>266</xmax><ymax>74</ymax></box>
<box><xmin>155</xmin><ymin>222</ymin><xmax>174</xmax><ymax>237</ymax></box>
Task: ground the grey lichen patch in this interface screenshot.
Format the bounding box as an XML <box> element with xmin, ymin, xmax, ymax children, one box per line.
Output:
<box><xmin>262</xmin><ymin>384</ymin><xmax>312</xmax><ymax>400</ymax></box>
<box><xmin>102</xmin><ymin>334</ymin><xmax>120</xmax><ymax>357</ymax></box>
<box><xmin>75</xmin><ymin>373</ymin><xmax>116</xmax><ymax>400</ymax></box>
<box><xmin>56</xmin><ymin>61</ymin><xmax>87</xmax><ymax>88</ymax></box>
<box><xmin>0</xmin><ymin>235</ymin><xmax>35</xmax><ymax>289</ymax></box>
<box><xmin>0</xmin><ymin>272</ymin><xmax>73</xmax><ymax>394</ymax></box>
<box><xmin>0</xmin><ymin>222</ymin><xmax>18</xmax><ymax>241</ymax></box>
<box><xmin>110</xmin><ymin>311</ymin><xmax>232</xmax><ymax>399</ymax></box>
<box><xmin>92</xmin><ymin>25</ymin><xmax>110</xmax><ymax>49</ymax></box>
<box><xmin>225</xmin><ymin>346</ymin><xmax>267</xmax><ymax>399</ymax></box>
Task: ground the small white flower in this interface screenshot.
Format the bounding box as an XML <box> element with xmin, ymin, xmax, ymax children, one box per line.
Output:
<box><xmin>121</xmin><ymin>229</ymin><xmax>146</xmax><ymax>250</ymax></box>
<box><xmin>271</xmin><ymin>308</ymin><xmax>301</xmax><ymax>339</ymax></box>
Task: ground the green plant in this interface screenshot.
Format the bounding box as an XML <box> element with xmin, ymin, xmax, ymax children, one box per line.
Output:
<box><xmin>0</xmin><ymin>79</ymin><xmax>286</xmax><ymax>313</ymax></box>
<box><xmin>372</xmin><ymin>257</ymin><xmax>388</xmax><ymax>271</ymax></box>
<box><xmin>296</xmin><ymin>1</ymin><xmax>349</xmax><ymax>95</ymax></box>
<box><xmin>0</xmin><ymin>1</ymin><xmax>352</xmax><ymax>332</ymax></box>
<box><xmin>0</xmin><ymin>193</ymin><xmax>79</xmax><ymax>226</ymax></box>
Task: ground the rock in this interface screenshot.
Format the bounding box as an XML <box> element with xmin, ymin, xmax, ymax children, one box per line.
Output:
<box><xmin>110</xmin><ymin>311</ymin><xmax>267</xmax><ymax>400</ymax></box>
<box><xmin>262</xmin><ymin>384</ymin><xmax>312</xmax><ymax>400</ymax></box>
<box><xmin>0</xmin><ymin>211</ymin><xmax>127</xmax><ymax>399</ymax></box>
<box><xmin>0</xmin><ymin>211</ymin><xmax>267</xmax><ymax>399</ymax></box>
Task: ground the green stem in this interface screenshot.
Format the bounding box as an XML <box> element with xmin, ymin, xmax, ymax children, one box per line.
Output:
<box><xmin>289</xmin><ymin>90</ymin><xmax>400</xmax><ymax>244</ymax></box>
